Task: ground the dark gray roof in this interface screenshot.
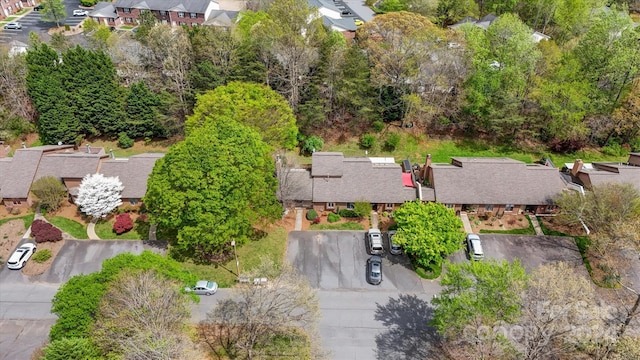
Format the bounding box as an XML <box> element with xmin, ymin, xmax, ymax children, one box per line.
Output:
<box><xmin>114</xmin><ymin>0</ymin><xmax>214</xmax><ymax>13</ymax></box>
<box><xmin>35</xmin><ymin>152</ymin><xmax>105</xmax><ymax>181</ymax></box>
<box><xmin>431</xmin><ymin>157</ymin><xmax>566</xmax><ymax>205</ymax></box>
<box><xmin>309</xmin><ymin>0</ymin><xmax>340</xmax><ymax>12</ymax></box>
<box><xmin>579</xmin><ymin>162</ymin><xmax>640</xmax><ymax>190</ymax></box>
<box><xmin>100</xmin><ymin>153</ymin><xmax>165</xmax><ymax>199</ymax></box>
<box><xmin>312</xmin><ymin>156</ymin><xmax>417</xmax><ymax>203</ymax></box>
<box><xmin>323</xmin><ymin>16</ymin><xmax>357</xmax><ymax>31</ymax></box>
<box><xmin>278</xmin><ymin>168</ymin><xmax>313</xmax><ymax>202</ymax></box>
<box><xmin>311</xmin><ymin>152</ymin><xmax>344</xmax><ymax>177</ymax></box>
<box><xmin>90</xmin><ymin>2</ymin><xmax>118</xmax><ymax>17</ymax></box>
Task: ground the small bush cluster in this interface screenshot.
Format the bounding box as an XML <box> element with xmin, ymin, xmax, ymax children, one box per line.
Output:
<box><xmin>360</xmin><ymin>134</ymin><xmax>375</xmax><ymax>149</ymax></box>
<box><xmin>327</xmin><ymin>213</ymin><xmax>341</xmax><ymax>223</ymax></box>
<box><xmin>372</xmin><ymin>121</ymin><xmax>384</xmax><ymax>133</ymax></box>
<box><xmin>118</xmin><ymin>132</ymin><xmax>134</xmax><ymax>149</ymax></box>
<box><xmin>306</xmin><ymin>209</ymin><xmax>318</xmax><ymax>221</ymax></box>
<box><xmin>384</xmin><ymin>133</ymin><xmax>401</xmax><ymax>151</ymax></box>
<box><xmin>338</xmin><ymin>209</ymin><xmax>359</xmax><ymax>218</ymax></box>
<box><xmin>113</xmin><ymin>214</ymin><xmax>134</xmax><ymax>234</ymax></box>
<box><xmin>31</xmin><ymin>220</ymin><xmax>63</xmax><ymax>243</ymax></box>
<box><xmin>33</xmin><ymin>249</ymin><xmax>52</xmax><ymax>263</ymax></box>
<box><xmin>301</xmin><ymin>136</ymin><xmax>324</xmax><ymax>156</ymax></box>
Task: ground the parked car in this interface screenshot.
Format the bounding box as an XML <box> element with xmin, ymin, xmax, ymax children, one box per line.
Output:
<box><xmin>7</xmin><ymin>243</ymin><xmax>36</xmax><ymax>270</ymax></box>
<box><xmin>73</xmin><ymin>9</ymin><xmax>89</xmax><ymax>16</ymax></box>
<box><xmin>4</xmin><ymin>22</ymin><xmax>22</xmax><ymax>30</ymax></box>
<box><xmin>466</xmin><ymin>234</ymin><xmax>484</xmax><ymax>261</ymax></box>
<box><xmin>354</xmin><ymin>19</ymin><xmax>364</xmax><ymax>26</ymax></box>
<box><xmin>366</xmin><ymin>255</ymin><xmax>382</xmax><ymax>285</ymax></box>
<box><xmin>34</xmin><ymin>4</ymin><xmax>44</xmax><ymax>11</ymax></box>
<box><xmin>387</xmin><ymin>230</ymin><xmax>402</xmax><ymax>255</ymax></box>
<box><xmin>185</xmin><ymin>280</ymin><xmax>218</xmax><ymax>295</ymax></box>
<box><xmin>367</xmin><ymin>228</ymin><xmax>384</xmax><ymax>255</ymax></box>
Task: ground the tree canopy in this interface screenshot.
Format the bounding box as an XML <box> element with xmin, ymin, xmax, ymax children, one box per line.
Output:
<box><xmin>144</xmin><ymin>119</ymin><xmax>281</xmax><ymax>263</ymax></box>
<box><xmin>392</xmin><ymin>201</ymin><xmax>465</xmax><ymax>268</ymax></box>
<box><xmin>186</xmin><ymin>81</ymin><xmax>298</xmax><ymax>149</ymax></box>
<box><xmin>76</xmin><ymin>173</ymin><xmax>123</xmax><ymax>219</ymax></box>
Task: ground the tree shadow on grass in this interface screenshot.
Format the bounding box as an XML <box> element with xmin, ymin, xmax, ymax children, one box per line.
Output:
<box><xmin>374</xmin><ymin>293</ymin><xmax>445</xmax><ymax>360</ymax></box>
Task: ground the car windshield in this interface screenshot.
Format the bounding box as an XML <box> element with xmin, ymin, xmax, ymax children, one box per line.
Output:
<box><xmin>207</xmin><ymin>281</ymin><xmax>214</xmax><ymax>288</ymax></box>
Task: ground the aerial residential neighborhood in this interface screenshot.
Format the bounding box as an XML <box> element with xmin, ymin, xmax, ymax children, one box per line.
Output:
<box><xmin>1</xmin><ymin>0</ymin><xmax>640</xmax><ymax>359</ymax></box>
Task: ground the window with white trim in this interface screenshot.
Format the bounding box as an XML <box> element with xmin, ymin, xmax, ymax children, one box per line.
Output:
<box><xmin>445</xmin><ymin>204</ymin><xmax>454</xmax><ymax>209</ymax></box>
<box><xmin>505</xmin><ymin>204</ymin><xmax>514</xmax><ymax>211</ymax></box>
<box><xmin>346</xmin><ymin>202</ymin><xmax>355</xmax><ymax>210</ymax></box>
<box><xmin>179</xmin><ymin>21</ymin><xmax>186</xmax><ymax>25</ymax></box>
<box><xmin>485</xmin><ymin>204</ymin><xmax>494</xmax><ymax>211</ymax></box>
<box><xmin>125</xmin><ymin>17</ymin><xmax>133</xmax><ymax>22</ymax></box>
<box><xmin>190</xmin><ymin>12</ymin><xmax>197</xmax><ymax>18</ymax></box>
<box><xmin>191</xmin><ymin>22</ymin><xmax>198</xmax><ymax>27</ymax></box>
<box><xmin>326</xmin><ymin>202</ymin><xmax>335</xmax><ymax>209</ymax></box>
<box><xmin>159</xmin><ymin>10</ymin><xmax>168</xmax><ymax>16</ymax></box>
<box><xmin>123</xmin><ymin>7</ymin><xmax>131</xmax><ymax>13</ymax></box>
<box><xmin>178</xmin><ymin>12</ymin><xmax>185</xmax><ymax>18</ymax></box>
<box><xmin>385</xmin><ymin>203</ymin><xmax>394</xmax><ymax>210</ymax></box>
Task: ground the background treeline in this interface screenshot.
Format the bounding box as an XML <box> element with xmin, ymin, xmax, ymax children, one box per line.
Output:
<box><xmin>0</xmin><ymin>0</ymin><xmax>639</xmax><ymax>153</ymax></box>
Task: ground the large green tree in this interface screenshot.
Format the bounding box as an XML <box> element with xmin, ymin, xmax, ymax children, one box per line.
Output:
<box><xmin>392</xmin><ymin>201</ymin><xmax>465</xmax><ymax>268</ymax></box>
<box><xmin>144</xmin><ymin>120</ymin><xmax>281</xmax><ymax>262</ymax></box>
<box><xmin>123</xmin><ymin>81</ymin><xmax>163</xmax><ymax>138</ymax></box>
<box><xmin>432</xmin><ymin>260</ymin><xmax>528</xmax><ymax>359</ymax></box>
<box><xmin>186</xmin><ymin>81</ymin><xmax>298</xmax><ymax>149</ymax></box>
<box><xmin>39</xmin><ymin>0</ymin><xmax>66</xmax><ymax>27</ymax></box>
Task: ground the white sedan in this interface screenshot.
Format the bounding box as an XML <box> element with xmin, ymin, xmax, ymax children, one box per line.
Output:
<box><xmin>73</xmin><ymin>9</ymin><xmax>89</xmax><ymax>16</ymax></box>
<box><xmin>6</xmin><ymin>243</ymin><xmax>37</xmax><ymax>270</ymax></box>
<box><xmin>185</xmin><ymin>280</ymin><xmax>218</xmax><ymax>295</ymax></box>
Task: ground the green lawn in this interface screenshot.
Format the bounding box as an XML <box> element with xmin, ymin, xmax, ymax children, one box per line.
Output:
<box><xmin>182</xmin><ymin>226</ymin><xmax>288</xmax><ymax>288</ymax></box>
<box><xmin>310</xmin><ymin>222</ymin><xmax>365</xmax><ymax>230</ymax></box>
<box><xmin>95</xmin><ymin>219</ymin><xmax>143</xmax><ymax>240</ymax></box>
<box><xmin>0</xmin><ymin>214</ymin><xmax>34</xmax><ymax>230</ymax></box>
<box><xmin>83</xmin><ymin>138</ymin><xmax>169</xmax><ymax>158</ymax></box>
<box><xmin>46</xmin><ymin>216</ymin><xmax>88</xmax><ymax>239</ymax></box>
<box><xmin>295</xmin><ymin>133</ymin><xmax>628</xmax><ymax>166</ymax></box>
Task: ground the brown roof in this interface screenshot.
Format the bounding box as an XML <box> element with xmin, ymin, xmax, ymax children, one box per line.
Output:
<box><xmin>0</xmin><ymin>148</ymin><xmax>45</xmax><ymax>198</ymax></box>
<box><xmin>35</xmin><ymin>152</ymin><xmax>106</xmax><ymax>181</ymax></box>
<box><xmin>100</xmin><ymin>153</ymin><xmax>165</xmax><ymax>199</ymax></box>
<box><xmin>312</xmin><ymin>155</ymin><xmax>417</xmax><ymax>203</ymax></box>
<box><xmin>430</xmin><ymin>157</ymin><xmax>566</xmax><ymax>205</ymax></box>
<box><xmin>579</xmin><ymin>162</ymin><xmax>640</xmax><ymax>190</ymax></box>
<box><xmin>311</xmin><ymin>152</ymin><xmax>344</xmax><ymax>177</ymax></box>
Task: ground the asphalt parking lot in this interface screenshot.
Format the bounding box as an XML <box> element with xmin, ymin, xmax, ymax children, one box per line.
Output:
<box><xmin>287</xmin><ymin>231</ymin><xmax>431</xmax><ymax>292</ymax></box>
<box><xmin>450</xmin><ymin>234</ymin><xmax>584</xmax><ymax>271</ymax></box>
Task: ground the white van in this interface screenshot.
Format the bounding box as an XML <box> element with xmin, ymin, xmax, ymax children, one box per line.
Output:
<box><xmin>466</xmin><ymin>234</ymin><xmax>484</xmax><ymax>261</ymax></box>
<box><xmin>367</xmin><ymin>229</ymin><xmax>384</xmax><ymax>255</ymax></box>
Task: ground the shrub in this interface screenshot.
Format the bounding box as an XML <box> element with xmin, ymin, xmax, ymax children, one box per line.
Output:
<box><xmin>327</xmin><ymin>213</ymin><xmax>341</xmax><ymax>223</ymax></box>
<box><xmin>113</xmin><ymin>213</ymin><xmax>134</xmax><ymax>234</ymax></box>
<box><xmin>354</xmin><ymin>201</ymin><xmax>371</xmax><ymax>218</ymax></box>
<box><xmin>31</xmin><ymin>220</ymin><xmax>63</xmax><ymax>243</ymax></box>
<box><xmin>312</xmin><ymin>217</ymin><xmax>321</xmax><ymax>224</ymax></box>
<box><xmin>118</xmin><ymin>132</ymin><xmax>134</xmax><ymax>149</ymax></box>
<box><xmin>384</xmin><ymin>133</ymin><xmax>401</xmax><ymax>151</ymax></box>
<box><xmin>360</xmin><ymin>134</ymin><xmax>375</xmax><ymax>149</ymax></box>
<box><xmin>42</xmin><ymin>337</ymin><xmax>101</xmax><ymax>360</ymax></box>
<box><xmin>31</xmin><ymin>176</ymin><xmax>68</xmax><ymax>211</ymax></box>
<box><xmin>306</xmin><ymin>209</ymin><xmax>318</xmax><ymax>221</ymax></box>
<box><xmin>372</xmin><ymin>120</ymin><xmax>384</xmax><ymax>133</ymax></box>
<box><xmin>301</xmin><ymin>136</ymin><xmax>324</xmax><ymax>155</ymax></box>
<box><xmin>338</xmin><ymin>209</ymin><xmax>359</xmax><ymax>218</ymax></box>
<box><xmin>32</xmin><ymin>249</ymin><xmax>52</xmax><ymax>263</ymax></box>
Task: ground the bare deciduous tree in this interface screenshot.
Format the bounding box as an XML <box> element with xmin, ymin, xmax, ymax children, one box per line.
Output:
<box><xmin>0</xmin><ymin>48</ymin><xmax>35</xmax><ymax>122</ymax></box>
<box><xmin>275</xmin><ymin>151</ymin><xmax>309</xmax><ymax>209</ymax></box>
<box><xmin>92</xmin><ymin>270</ymin><xmax>200</xmax><ymax>360</ymax></box>
<box><xmin>201</xmin><ymin>258</ymin><xmax>323</xmax><ymax>360</ymax></box>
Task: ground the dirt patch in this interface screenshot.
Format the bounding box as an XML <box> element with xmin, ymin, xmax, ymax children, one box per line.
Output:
<box><xmin>538</xmin><ymin>216</ymin><xmax>585</xmax><ymax>236</ymax></box>
<box><xmin>0</xmin><ymin>220</ymin><xmax>27</xmax><ymax>263</ymax></box>
<box><xmin>47</xmin><ymin>200</ymin><xmax>87</xmax><ymax>224</ymax></box>
<box><xmin>22</xmin><ymin>239</ymin><xmax>65</xmax><ymax>276</ymax></box>
<box><xmin>468</xmin><ymin>214</ymin><xmax>532</xmax><ymax>232</ymax></box>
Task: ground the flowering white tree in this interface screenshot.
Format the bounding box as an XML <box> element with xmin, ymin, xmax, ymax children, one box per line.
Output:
<box><xmin>76</xmin><ymin>174</ymin><xmax>124</xmax><ymax>218</ymax></box>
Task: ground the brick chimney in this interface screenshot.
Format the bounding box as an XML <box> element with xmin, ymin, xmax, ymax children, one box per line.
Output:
<box><xmin>571</xmin><ymin>159</ymin><xmax>584</xmax><ymax>176</ymax></box>
<box><xmin>422</xmin><ymin>154</ymin><xmax>432</xmax><ymax>180</ymax></box>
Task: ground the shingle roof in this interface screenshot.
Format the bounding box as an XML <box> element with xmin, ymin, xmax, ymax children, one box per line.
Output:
<box><xmin>90</xmin><ymin>2</ymin><xmax>118</xmax><ymax>17</ymax></box>
<box><xmin>431</xmin><ymin>157</ymin><xmax>566</xmax><ymax>205</ymax></box>
<box><xmin>0</xmin><ymin>148</ymin><xmax>45</xmax><ymax>198</ymax></box>
<box><xmin>312</xmin><ymin>156</ymin><xmax>417</xmax><ymax>203</ymax></box>
<box><xmin>204</xmin><ymin>10</ymin><xmax>239</xmax><ymax>26</ymax></box>
<box><xmin>579</xmin><ymin>162</ymin><xmax>640</xmax><ymax>190</ymax></box>
<box><xmin>278</xmin><ymin>168</ymin><xmax>313</xmax><ymax>202</ymax></box>
<box><xmin>35</xmin><ymin>152</ymin><xmax>105</xmax><ymax>181</ymax></box>
<box><xmin>323</xmin><ymin>16</ymin><xmax>357</xmax><ymax>31</ymax></box>
<box><xmin>311</xmin><ymin>152</ymin><xmax>344</xmax><ymax>177</ymax></box>
<box><xmin>114</xmin><ymin>0</ymin><xmax>215</xmax><ymax>13</ymax></box>
<box><xmin>100</xmin><ymin>153</ymin><xmax>165</xmax><ymax>199</ymax></box>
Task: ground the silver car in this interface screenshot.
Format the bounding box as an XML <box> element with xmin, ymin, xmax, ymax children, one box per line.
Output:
<box><xmin>387</xmin><ymin>230</ymin><xmax>402</xmax><ymax>255</ymax></box>
<box><xmin>7</xmin><ymin>243</ymin><xmax>36</xmax><ymax>270</ymax></box>
<box><xmin>466</xmin><ymin>234</ymin><xmax>485</xmax><ymax>261</ymax></box>
<box><xmin>4</xmin><ymin>22</ymin><xmax>22</xmax><ymax>30</ymax></box>
<box><xmin>186</xmin><ymin>280</ymin><xmax>218</xmax><ymax>295</ymax></box>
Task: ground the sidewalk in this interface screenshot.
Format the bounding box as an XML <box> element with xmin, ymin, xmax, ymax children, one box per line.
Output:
<box><xmin>527</xmin><ymin>215</ymin><xmax>544</xmax><ymax>236</ymax></box>
<box><xmin>460</xmin><ymin>212</ymin><xmax>473</xmax><ymax>233</ymax></box>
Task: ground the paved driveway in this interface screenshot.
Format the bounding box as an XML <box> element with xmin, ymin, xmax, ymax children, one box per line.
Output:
<box><xmin>449</xmin><ymin>234</ymin><xmax>584</xmax><ymax>271</ymax></box>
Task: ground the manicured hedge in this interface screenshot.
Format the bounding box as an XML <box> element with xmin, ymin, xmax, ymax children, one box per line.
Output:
<box><xmin>31</xmin><ymin>219</ymin><xmax>63</xmax><ymax>243</ymax></box>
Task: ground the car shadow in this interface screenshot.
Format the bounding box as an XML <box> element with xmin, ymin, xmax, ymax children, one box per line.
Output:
<box><xmin>373</xmin><ymin>294</ymin><xmax>445</xmax><ymax>360</ymax></box>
